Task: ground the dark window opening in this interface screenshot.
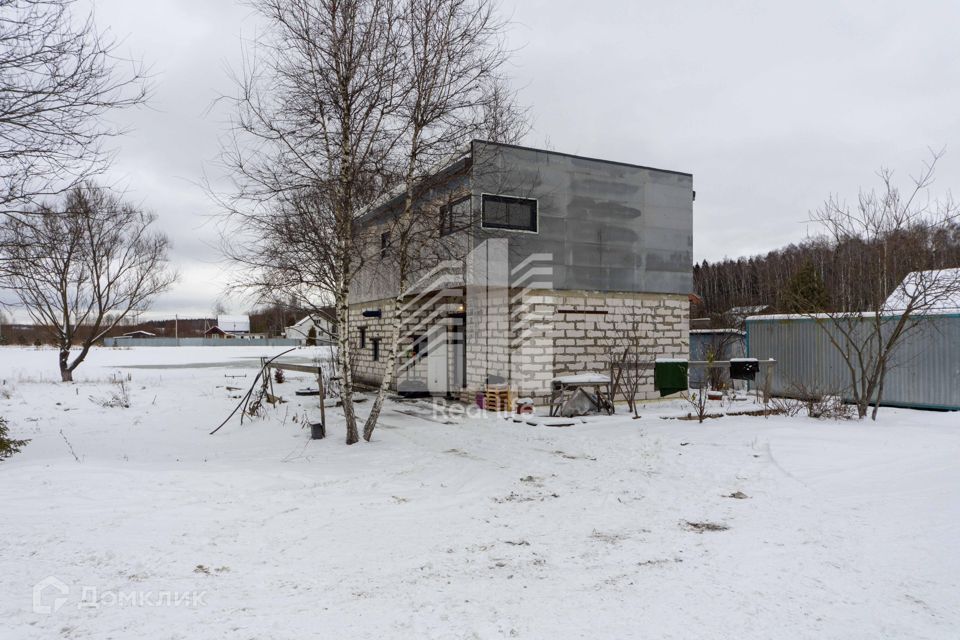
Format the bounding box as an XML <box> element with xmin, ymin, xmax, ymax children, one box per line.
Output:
<box><xmin>380</xmin><ymin>232</ymin><xmax>389</xmax><ymax>258</ymax></box>
<box><xmin>409</xmin><ymin>334</ymin><xmax>425</xmax><ymax>358</ymax></box>
<box><xmin>481</xmin><ymin>194</ymin><xmax>538</xmax><ymax>232</ymax></box>
<box><xmin>359</xmin><ymin>326</ymin><xmax>366</xmax><ymax>349</ymax></box>
<box><xmin>372</xmin><ymin>337</ymin><xmax>380</xmax><ymax>362</ymax></box>
<box><xmin>557</xmin><ymin>308</ymin><xmax>609</xmax><ymax>315</ymax></box>
<box><xmin>439</xmin><ymin>196</ymin><xmax>471</xmax><ymax>236</ymax></box>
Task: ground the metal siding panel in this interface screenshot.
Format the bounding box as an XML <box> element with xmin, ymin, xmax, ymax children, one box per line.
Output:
<box><xmin>471</xmin><ymin>143</ymin><xmax>693</xmax><ymax>295</ymax></box>
<box><xmin>746</xmin><ymin>315</ymin><xmax>960</xmax><ymax>410</ymax></box>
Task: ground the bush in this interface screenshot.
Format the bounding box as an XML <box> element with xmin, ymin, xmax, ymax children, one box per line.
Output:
<box><xmin>771</xmin><ymin>382</ymin><xmax>855</xmax><ymax>420</ymax></box>
<box><xmin>95</xmin><ymin>378</ymin><xmax>131</xmax><ymax>408</ymax></box>
<box><xmin>0</xmin><ymin>417</ymin><xmax>29</xmax><ymax>461</ymax></box>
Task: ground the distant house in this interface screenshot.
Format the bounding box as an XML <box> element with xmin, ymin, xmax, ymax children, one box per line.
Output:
<box><xmin>884</xmin><ymin>268</ymin><xmax>960</xmax><ymax>312</ymax></box>
<box><xmin>285</xmin><ymin>311</ymin><xmax>335</xmax><ymax>345</ymax></box>
<box><xmin>203</xmin><ymin>326</ymin><xmax>233</xmax><ymax>339</ymax></box>
<box><xmin>203</xmin><ymin>315</ymin><xmax>260</xmax><ymax>339</ymax></box>
<box><xmin>120</xmin><ymin>330</ymin><xmax>156</xmax><ymax>339</ymax></box>
<box><xmin>204</xmin><ymin>327</ymin><xmax>267</xmax><ymax>340</ymax></box>
<box><xmin>217</xmin><ymin>315</ymin><xmax>251</xmax><ymax>334</ymax></box>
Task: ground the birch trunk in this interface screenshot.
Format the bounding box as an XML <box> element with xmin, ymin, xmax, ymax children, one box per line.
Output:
<box><xmin>362</xmin><ymin>287</ymin><xmax>404</xmax><ymax>442</ymax></box>
<box><xmin>336</xmin><ymin>284</ymin><xmax>359</xmax><ymax>445</ymax></box>
<box><xmin>363</xmin><ymin>197</ymin><xmax>414</xmax><ymax>442</ymax></box>
<box><xmin>362</xmin><ymin>130</ymin><xmax>420</xmax><ymax>442</ymax></box>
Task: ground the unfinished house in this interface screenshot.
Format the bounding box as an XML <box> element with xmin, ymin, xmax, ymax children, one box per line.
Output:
<box><xmin>349</xmin><ymin>141</ymin><xmax>693</xmax><ymax>403</ymax></box>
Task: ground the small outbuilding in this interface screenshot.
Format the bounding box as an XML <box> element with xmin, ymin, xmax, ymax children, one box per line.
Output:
<box><xmin>689</xmin><ymin>328</ymin><xmax>746</xmax><ymax>389</ymax></box>
<box><xmin>285</xmin><ymin>312</ymin><xmax>335</xmax><ymax>345</ymax></box>
<box><xmin>203</xmin><ymin>326</ymin><xmax>233</xmax><ymax>339</ymax></box>
<box><xmin>120</xmin><ymin>330</ymin><xmax>157</xmax><ymax>339</ymax></box>
<box><xmin>746</xmin><ymin>270</ymin><xmax>960</xmax><ymax>411</ymax></box>
<box><xmin>217</xmin><ymin>315</ymin><xmax>251</xmax><ymax>334</ymax></box>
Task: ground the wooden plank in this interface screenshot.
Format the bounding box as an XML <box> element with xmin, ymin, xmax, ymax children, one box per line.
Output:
<box><xmin>617</xmin><ymin>359</ymin><xmax>777</xmax><ymax>369</ymax></box>
<box><xmin>265</xmin><ymin>362</ymin><xmax>322</xmax><ymax>375</ymax></box>
<box><xmin>317</xmin><ymin>367</ymin><xmax>326</xmax><ymax>428</ymax></box>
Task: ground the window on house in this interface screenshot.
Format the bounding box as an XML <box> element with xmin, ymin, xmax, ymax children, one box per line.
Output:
<box><xmin>410</xmin><ymin>334</ymin><xmax>425</xmax><ymax>358</ymax></box>
<box><xmin>439</xmin><ymin>196</ymin><xmax>471</xmax><ymax>237</ymax></box>
<box><xmin>372</xmin><ymin>337</ymin><xmax>380</xmax><ymax>362</ymax></box>
<box><xmin>359</xmin><ymin>326</ymin><xmax>366</xmax><ymax>349</ymax></box>
<box><xmin>481</xmin><ymin>194</ymin><xmax>538</xmax><ymax>232</ymax></box>
<box><xmin>380</xmin><ymin>232</ymin><xmax>389</xmax><ymax>259</ymax></box>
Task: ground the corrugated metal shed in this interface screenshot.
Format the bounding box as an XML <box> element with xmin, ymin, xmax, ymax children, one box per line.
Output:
<box><xmin>689</xmin><ymin>329</ymin><xmax>746</xmax><ymax>389</ymax></box>
<box><xmin>746</xmin><ymin>313</ymin><xmax>960</xmax><ymax>410</ymax></box>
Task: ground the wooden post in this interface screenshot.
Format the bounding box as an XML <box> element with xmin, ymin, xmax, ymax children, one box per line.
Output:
<box><xmin>267</xmin><ymin>360</ymin><xmax>276</xmax><ymax>400</ymax></box>
<box><xmin>763</xmin><ymin>360</ymin><xmax>773</xmax><ymax>406</ymax></box>
<box><xmin>607</xmin><ymin>369</ymin><xmax>615</xmax><ymax>415</ymax></box>
<box><xmin>608</xmin><ymin>360</ymin><xmax>616</xmax><ymax>413</ymax></box>
<box><xmin>260</xmin><ymin>357</ymin><xmax>270</xmax><ymax>400</ymax></box>
<box><xmin>317</xmin><ymin>366</ymin><xmax>327</xmax><ymax>437</ymax></box>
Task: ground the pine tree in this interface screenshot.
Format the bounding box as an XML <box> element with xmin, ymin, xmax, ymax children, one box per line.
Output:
<box><xmin>781</xmin><ymin>262</ymin><xmax>830</xmax><ymax>313</ymax></box>
<box><xmin>0</xmin><ymin>417</ymin><xmax>28</xmax><ymax>461</ymax></box>
<box><xmin>306</xmin><ymin>326</ymin><xmax>317</xmax><ymax>347</ymax></box>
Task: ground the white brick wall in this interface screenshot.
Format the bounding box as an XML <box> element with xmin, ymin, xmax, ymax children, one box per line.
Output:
<box><xmin>350</xmin><ymin>288</ymin><xmax>690</xmax><ymax>404</ymax></box>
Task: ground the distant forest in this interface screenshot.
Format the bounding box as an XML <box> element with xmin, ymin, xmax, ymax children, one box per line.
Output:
<box><xmin>693</xmin><ymin>223</ymin><xmax>960</xmax><ymax>319</ymax></box>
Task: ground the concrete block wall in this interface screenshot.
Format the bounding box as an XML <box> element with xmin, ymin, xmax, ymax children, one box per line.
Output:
<box><xmin>348</xmin><ymin>294</ymin><xmax>463</xmax><ymax>390</ymax></box>
<box><xmin>351</xmin><ymin>289</ymin><xmax>689</xmax><ymax>405</ymax></box>
<box><xmin>465</xmin><ymin>288</ymin><xmax>689</xmax><ymax>404</ymax></box>
<box><xmin>348</xmin><ymin>298</ymin><xmax>398</xmax><ymax>388</ymax></box>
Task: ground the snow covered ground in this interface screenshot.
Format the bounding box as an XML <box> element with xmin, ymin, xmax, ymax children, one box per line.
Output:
<box><xmin>1</xmin><ymin>345</ymin><xmax>958</xmax><ymax>639</ymax></box>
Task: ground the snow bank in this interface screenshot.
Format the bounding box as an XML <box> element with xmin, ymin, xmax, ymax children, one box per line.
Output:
<box><xmin>2</xmin><ymin>346</ymin><xmax>959</xmax><ymax>638</ymax></box>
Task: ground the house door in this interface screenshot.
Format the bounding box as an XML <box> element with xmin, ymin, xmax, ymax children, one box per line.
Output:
<box><xmin>427</xmin><ymin>326</ymin><xmax>448</xmax><ymax>395</ymax></box>
<box><xmin>449</xmin><ymin>321</ymin><xmax>466</xmax><ymax>392</ymax></box>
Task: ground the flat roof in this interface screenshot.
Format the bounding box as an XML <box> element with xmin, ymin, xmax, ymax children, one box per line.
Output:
<box><xmin>473</xmin><ymin>140</ymin><xmax>693</xmax><ymax>179</ymax></box>
<box><xmin>357</xmin><ymin>138</ymin><xmax>693</xmax><ymax>225</ymax></box>
<box><xmin>690</xmin><ymin>329</ymin><xmax>745</xmax><ymax>335</ymax></box>
<box><xmin>746</xmin><ymin>310</ymin><xmax>960</xmax><ymax>322</ymax></box>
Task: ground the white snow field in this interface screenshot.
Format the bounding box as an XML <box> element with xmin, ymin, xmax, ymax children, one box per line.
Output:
<box><xmin>1</xmin><ymin>346</ymin><xmax>959</xmax><ymax>639</ymax></box>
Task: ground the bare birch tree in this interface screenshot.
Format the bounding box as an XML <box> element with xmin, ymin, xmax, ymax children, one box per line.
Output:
<box><xmin>0</xmin><ymin>184</ymin><xmax>175</xmax><ymax>381</ymax></box>
<box><xmin>224</xmin><ymin>187</ymin><xmax>352</xmax><ymax>346</ymax></box>
<box><xmin>218</xmin><ymin>0</ymin><xmax>405</xmax><ymax>444</ymax></box>
<box><xmin>218</xmin><ymin>0</ymin><xmax>524</xmax><ymax>443</ymax></box>
<box><xmin>361</xmin><ymin>0</ymin><xmax>524</xmax><ymax>442</ymax></box>
<box><xmin>0</xmin><ymin>0</ymin><xmax>149</xmax><ymax>215</ymax></box>
<box><xmin>809</xmin><ymin>149</ymin><xmax>960</xmax><ymax>419</ymax></box>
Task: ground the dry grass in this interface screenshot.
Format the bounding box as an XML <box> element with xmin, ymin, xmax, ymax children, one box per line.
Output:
<box><xmin>683</xmin><ymin>521</ymin><xmax>729</xmax><ymax>533</ymax></box>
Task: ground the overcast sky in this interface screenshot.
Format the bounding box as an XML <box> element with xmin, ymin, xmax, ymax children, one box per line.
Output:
<box><xmin>66</xmin><ymin>0</ymin><xmax>960</xmax><ymax>318</ymax></box>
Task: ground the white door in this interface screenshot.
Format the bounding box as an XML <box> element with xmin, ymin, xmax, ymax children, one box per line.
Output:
<box><xmin>427</xmin><ymin>326</ymin><xmax>448</xmax><ymax>396</ymax></box>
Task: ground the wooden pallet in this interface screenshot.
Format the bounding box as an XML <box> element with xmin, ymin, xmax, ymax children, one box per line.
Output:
<box><xmin>484</xmin><ymin>385</ymin><xmax>512</xmax><ymax>412</ymax></box>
